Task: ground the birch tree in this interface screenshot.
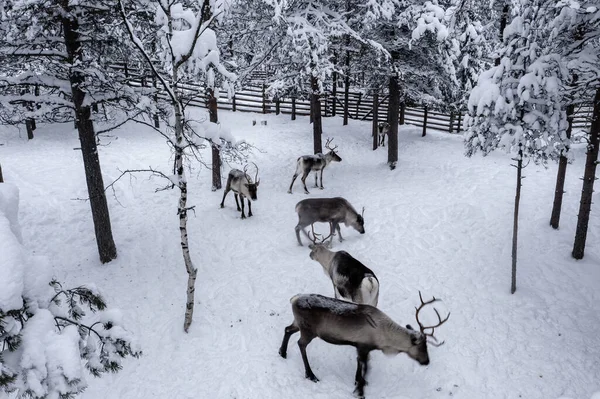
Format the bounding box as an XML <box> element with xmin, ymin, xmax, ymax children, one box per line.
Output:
<box><xmin>118</xmin><ymin>0</ymin><xmax>236</xmax><ymax>332</ymax></box>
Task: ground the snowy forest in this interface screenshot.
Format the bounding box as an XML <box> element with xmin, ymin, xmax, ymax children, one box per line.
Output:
<box><xmin>0</xmin><ymin>0</ymin><xmax>599</xmax><ymax>398</ymax></box>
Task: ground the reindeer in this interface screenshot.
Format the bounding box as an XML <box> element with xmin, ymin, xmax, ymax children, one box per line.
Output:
<box><xmin>220</xmin><ymin>163</ymin><xmax>260</xmax><ymax>219</ymax></box>
<box><xmin>377</xmin><ymin>122</ymin><xmax>390</xmax><ymax>147</ymax></box>
<box><xmin>307</xmin><ymin>226</ymin><xmax>379</xmax><ymax>306</ymax></box>
<box><xmin>294</xmin><ymin>197</ymin><xmax>365</xmax><ymax>246</ymax></box>
<box><xmin>288</xmin><ymin>138</ymin><xmax>342</xmax><ymax>194</ymax></box>
<box><xmin>279</xmin><ymin>292</ymin><xmax>450</xmax><ymax>399</ymax></box>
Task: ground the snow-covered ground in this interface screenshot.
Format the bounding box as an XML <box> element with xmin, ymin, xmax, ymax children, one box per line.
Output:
<box><xmin>1</xmin><ymin>109</ymin><xmax>599</xmax><ymax>399</ymax></box>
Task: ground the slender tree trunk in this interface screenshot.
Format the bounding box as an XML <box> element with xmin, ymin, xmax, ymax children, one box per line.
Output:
<box><xmin>171</xmin><ymin>66</ymin><xmax>198</xmax><ymax>333</ymax></box>
<box><xmin>387</xmin><ymin>71</ymin><xmax>400</xmax><ymax>170</ymax></box>
<box><xmin>0</xmin><ymin>163</ymin><xmax>3</xmax><ymax>183</ymax></box>
<box><xmin>343</xmin><ymin>45</ymin><xmax>350</xmax><ymax>126</ymax></box>
<box><xmin>511</xmin><ymin>144</ymin><xmax>523</xmax><ymax>294</ymax></box>
<box><xmin>26</xmin><ymin>119</ymin><xmax>35</xmax><ymax>140</ymax></box>
<box><xmin>208</xmin><ymin>88</ymin><xmax>221</xmax><ymax>191</ymax></box>
<box><xmin>572</xmin><ymin>86</ymin><xmax>600</xmax><ymax>259</ymax></box>
<box><xmin>332</xmin><ymin>59</ymin><xmax>337</xmax><ymax>117</ymax></box>
<box><xmin>550</xmin><ymin>95</ymin><xmax>576</xmax><ymax>229</ymax></box>
<box><xmin>311</xmin><ymin>75</ymin><xmax>323</xmax><ymax>154</ymax></box>
<box><xmin>61</xmin><ymin>3</ymin><xmax>117</xmax><ymax>264</ymax></box>
<box><xmin>496</xmin><ymin>3</ymin><xmax>509</xmax><ymax>67</ymax></box>
<box><xmin>372</xmin><ymin>91</ymin><xmax>379</xmax><ymax>151</ymax></box>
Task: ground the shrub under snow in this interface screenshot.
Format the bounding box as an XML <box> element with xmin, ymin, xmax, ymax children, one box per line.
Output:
<box><xmin>0</xmin><ymin>183</ymin><xmax>141</xmax><ymax>398</ymax></box>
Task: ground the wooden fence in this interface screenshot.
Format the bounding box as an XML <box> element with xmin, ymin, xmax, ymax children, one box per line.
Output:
<box><xmin>120</xmin><ymin>64</ymin><xmax>594</xmax><ymax>134</ymax></box>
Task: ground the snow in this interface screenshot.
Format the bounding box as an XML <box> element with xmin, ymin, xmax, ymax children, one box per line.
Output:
<box><xmin>0</xmin><ymin>110</ymin><xmax>599</xmax><ymax>399</ymax></box>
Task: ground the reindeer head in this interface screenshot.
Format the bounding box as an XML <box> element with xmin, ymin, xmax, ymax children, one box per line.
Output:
<box><xmin>243</xmin><ymin>163</ymin><xmax>260</xmax><ymax>201</ymax></box>
<box><xmin>307</xmin><ymin>224</ymin><xmax>333</xmax><ymax>256</ymax></box>
<box><xmin>325</xmin><ymin>138</ymin><xmax>342</xmax><ymax>162</ymax></box>
<box><xmin>405</xmin><ymin>291</ymin><xmax>450</xmax><ymax>365</ymax></box>
<box><xmin>351</xmin><ymin>207</ymin><xmax>366</xmax><ymax>234</ymax></box>
<box><xmin>378</xmin><ymin>122</ymin><xmax>390</xmax><ymax>135</ymax></box>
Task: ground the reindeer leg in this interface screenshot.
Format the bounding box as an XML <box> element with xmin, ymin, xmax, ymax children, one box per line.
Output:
<box><xmin>354</xmin><ymin>348</ymin><xmax>370</xmax><ymax>399</ymax></box>
<box><xmin>288</xmin><ymin>174</ymin><xmax>299</xmax><ymax>194</ymax></box>
<box><xmin>279</xmin><ymin>323</ymin><xmax>300</xmax><ymax>359</ymax></box>
<box><xmin>234</xmin><ymin>193</ymin><xmax>241</xmax><ymax>211</ymax></box>
<box><xmin>240</xmin><ymin>196</ymin><xmax>246</xmax><ymax>219</ymax></box>
<box><xmin>247</xmin><ymin>199</ymin><xmax>252</xmax><ymax>217</ymax></box>
<box><xmin>314</xmin><ymin>171</ymin><xmax>319</xmax><ymax>188</ymax></box>
<box><xmin>295</xmin><ymin>224</ymin><xmax>304</xmax><ymax>246</ymax></box>
<box><xmin>334</xmin><ymin>223</ymin><xmax>344</xmax><ymax>242</ymax></box>
<box><xmin>298</xmin><ymin>332</ymin><xmax>319</xmax><ymax>382</ymax></box>
<box><xmin>319</xmin><ymin>169</ymin><xmax>324</xmax><ymax>189</ymax></box>
<box><xmin>220</xmin><ymin>187</ymin><xmax>230</xmax><ymax>208</ymax></box>
<box><xmin>301</xmin><ymin>171</ymin><xmax>310</xmax><ymax>194</ymax></box>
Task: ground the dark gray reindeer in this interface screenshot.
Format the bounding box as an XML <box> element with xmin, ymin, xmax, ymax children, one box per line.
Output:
<box><xmin>307</xmin><ymin>226</ymin><xmax>379</xmax><ymax>307</ymax></box>
<box><xmin>294</xmin><ymin>197</ymin><xmax>365</xmax><ymax>246</ymax></box>
<box><xmin>279</xmin><ymin>292</ymin><xmax>450</xmax><ymax>399</ymax></box>
<box><xmin>288</xmin><ymin>138</ymin><xmax>342</xmax><ymax>194</ymax></box>
<box><xmin>220</xmin><ymin>163</ymin><xmax>260</xmax><ymax>219</ymax></box>
<box><xmin>377</xmin><ymin>121</ymin><xmax>390</xmax><ymax>147</ymax></box>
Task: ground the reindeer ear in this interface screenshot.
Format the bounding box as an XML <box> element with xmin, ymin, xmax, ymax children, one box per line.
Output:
<box><xmin>406</xmin><ymin>324</ymin><xmax>414</xmax><ymax>330</ymax></box>
<box><xmin>256</xmin><ymin>180</ymin><xmax>260</xmax><ymax>187</ymax></box>
<box><xmin>308</xmin><ymin>244</ymin><xmax>315</xmax><ymax>249</ymax></box>
<box><xmin>244</xmin><ymin>183</ymin><xmax>249</xmax><ymax>188</ymax></box>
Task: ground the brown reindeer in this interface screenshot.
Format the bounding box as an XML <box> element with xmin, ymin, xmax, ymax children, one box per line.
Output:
<box><xmin>288</xmin><ymin>138</ymin><xmax>342</xmax><ymax>194</ymax></box>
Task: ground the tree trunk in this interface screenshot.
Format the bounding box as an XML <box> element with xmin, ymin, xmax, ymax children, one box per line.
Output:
<box><xmin>208</xmin><ymin>88</ymin><xmax>221</xmax><ymax>191</ymax></box>
<box><xmin>61</xmin><ymin>3</ymin><xmax>117</xmax><ymax>264</ymax></box>
<box><xmin>372</xmin><ymin>91</ymin><xmax>379</xmax><ymax>151</ymax></box>
<box><xmin>387</xmin><ymin>72</ymin><xmax>400</xmax><ymax>170</ymax></box>
<box><xmin>496</xmin><ymin>3</ymin><xmax>509</xmax><ymax>66</ymax></box>
<box><xmin>511</xmin><ymin>144</ymin><xmax>523</xmax><ymax>294</ymax></box>
<box><xmin>422</xmin><ymin>106</ymin><xmax>428</xmax><ymax>137</ymax></box>
<box><xmin>550</xmin><ymin>96</ymin><xmax>575</xmax><ymax>229</ymax></box>
<box><xmin>572</xmin><ymin>86</ymin><xmax>600</xmax><ymax>259</ymax></box>
<box><xmin>311</xmin><ymin>75</ymin><xmax>323</xmax><ymax>154</ymax></box>
<box><xmin>343</xmin><ymin>45</ymin><xmax>350</xmax><ymax>126</ymax></box>
<box><xmin>0</xmin><ymin>163</ymin><xmax>3</xmax><ymax>183</ymax></box>
<box><xmin>26</xmin><ymin>119</ymin><xmax>35</xmax><ymax>140</ymax></box>
<box><xmin>171</xmin><ymin>66</ymin><xmax>198</xmax><ymax>333</ymax></box>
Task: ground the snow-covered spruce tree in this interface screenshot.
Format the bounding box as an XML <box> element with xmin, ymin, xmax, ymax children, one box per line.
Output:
<box><xmin>546</xmin><ymin>2</ymin><xmax>600</xmax><ymax>258</ymax></box>
<box><xmin>446</xmin><ymin>0</ymin><xmax>493</xmax><ymax>111</ymax></box>
<box><xmin>465</xmin><ymin>0</ymin><xmax>569</xmax><ymax>293</ymax></box>
<box><xmin>365</xmin><ymin>0</ymin><xmax>458</xmax><ymax>168</ymax></box>
<box><xmin>0</xmin><ymin>183</ymin><xmax>140</xmax><ymax>398</ymax></box>
<box><xmin>118</xmin><ymin>0</ymin><xmax>238</xmax><ymax>332</ymax></box>
<box><xmin>0</xmin><ymin>0</ymin><xmax>149</xmax><ymax>264</ymax></box>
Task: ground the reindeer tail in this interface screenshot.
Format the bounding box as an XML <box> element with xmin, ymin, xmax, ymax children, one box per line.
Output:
<box><xmin>360</xmin><ymin>275</ymin><xmax>380</xmax><ymax>307</ymax></box>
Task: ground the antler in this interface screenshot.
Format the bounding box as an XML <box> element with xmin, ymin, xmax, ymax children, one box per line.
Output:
<box><xmin>414</xmin><ymin>291</ymin><xmax>450</xmax><ymax>347</ymax></box>
<box><xmin>325</xmin><ymin>138</ymin><xmax>338</xmax><ymax>151</ymax></box>
<box><xmin>307</xmin><ymin>223</ymin><xmax>333</xmax><ymax>246</ymax></box>
<box><xmin>251</xmin><ymin>162</ymin><xmax>259</xmax><ymax>183</ymax></box>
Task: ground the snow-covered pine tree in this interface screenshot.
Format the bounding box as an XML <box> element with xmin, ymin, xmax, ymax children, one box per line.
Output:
<box><xmin>465</xmin><ymin>0</ymin><xmax>569</xmax><ymax>293</ymax></box>
<box><xmin>545</xmin><ymin>1</ymin><xmax>600</xmax><ymax>258</ymax></box>
<box><xmin>0</xmin><ymin>184</ymin><xmax>140</xmax><ymax>398</ymax></box>
<box><xmin>447</xmin><ymin>0</ymin><xmax>493</xmax><ymax>111</ymax></box>
<box><xmin>0</xmin><ymin>0</ymin><xmax>145</xmax><ymax>264</ymax></box>
<box><xmin>118</xmin><ymin>0</ymin><xmax>239</xmax><ymax>332</ymax></box>
<box><xmin>364</xmin><ymin>0</ymin><xmax>458</xmax><ymax>168</ymax></box>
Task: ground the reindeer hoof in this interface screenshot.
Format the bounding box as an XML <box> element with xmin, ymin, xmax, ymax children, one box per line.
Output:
<box><xmin>306</xmin><ymin>374</ymin><xmax>319</xmax><ymax>383</ymax></box>
<box><xmin>288</xmin><ymin>190</ymin><xmax>293</xmax><ymax>194</ymax></box>
<box><xmin>220</xmin><ymin>204</ymin><xmax>224</xmax><ymax>208</ymax></box>
<box><xmin>279</xmin><ymin>349</ymin><xmax>287</xmax><ymax>359</ymax></box>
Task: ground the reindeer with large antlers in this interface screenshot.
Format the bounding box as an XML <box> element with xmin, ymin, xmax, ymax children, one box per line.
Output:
<box><xmin>279</xmin><ymin>291</ymin><xmax>449</xmax><ymax>398</ymax></box>
<box><xmin>220</xmin><ymin>163</ymin><xmax>260</xmax><ymax>219</ymax></box>
<box><xmin>288</xmin><ymin>138</ymin><xmax>342</xmax><ymax>194</ymax></box>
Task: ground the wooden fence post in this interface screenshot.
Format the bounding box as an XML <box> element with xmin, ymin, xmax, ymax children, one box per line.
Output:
<box><xmin>422</xmin><ymin>106</ymin><xmax>428</xmax><ymax>137</ymax></box>
<box><xmin>232</xmin><ymin>95</ymin><xmax>236</xmax><ymax>112</ymax></box>
<box><xmin>449</xmin><ymin>111</ymin><xmax>455</xmax><ymax>133</ymax></box>
<box><xmin>291</xmin><ymin>97</ymin><xmax>296</xmax><ymax>121</ymax></box>
<box><xmin>372</xmin><ymin>92</ymin><xmax>379</xmax><ymax>151</ymax></box>
<box><xmin>457</xmin><ymin>112</ymin><xmax>462</xmax><ymax>133</ymax></box>
<box><xmin>399</xmin><ymin>102</ymin><xmax>405</xmax><ymax>125</ymax></box>
<box><xmin>275</xmin><ymin>96</ymin><xmax>280</xmax><ymax>115</ymax></box>
<box><xmin>355</xmin><ymin>92</ymin><xmax>362</xmax><ymax>119</ymax></box>
<box><xmin>262</xmin><ymin>83</ymin><xmax>267</xmax><ymax>114</ymax></box>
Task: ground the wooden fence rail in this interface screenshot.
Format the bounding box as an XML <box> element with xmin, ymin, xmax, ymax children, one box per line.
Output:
<box><xmin>116</xmin><ymin>63</ymin><xmax>594</xmax><ymax>135</ymax></box>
